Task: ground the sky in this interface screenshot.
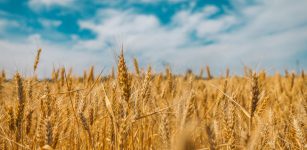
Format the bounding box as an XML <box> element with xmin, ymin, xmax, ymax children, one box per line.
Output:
<box><xmin>0</xmin><ymin>0</ymin><xmax>307</xmax><ymax>77</ymax></box>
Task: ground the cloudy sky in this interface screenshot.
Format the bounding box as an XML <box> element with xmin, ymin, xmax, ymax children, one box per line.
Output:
<box><xmin>0</xmin><ymin>0</ymin><xmax>306</xmax><ymax>77</ymax></box>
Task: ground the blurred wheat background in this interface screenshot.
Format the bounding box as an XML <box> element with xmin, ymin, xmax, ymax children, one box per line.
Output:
<box><xmin>0</xmin><ymin>49</ymin><xmax>305</xmax><ymax>150</ymax></box>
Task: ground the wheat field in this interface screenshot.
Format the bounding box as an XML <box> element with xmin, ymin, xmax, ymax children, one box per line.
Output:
<box><xmin>0</xmin><ymin>49</ymin><xmax>306</xmax><ymax>150</ymax></box>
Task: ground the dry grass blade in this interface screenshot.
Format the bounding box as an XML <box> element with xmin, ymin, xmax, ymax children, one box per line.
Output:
<box><xmin>207</xmin><ymin>82</ymin><xmax>251</xmax><ymax>118</ymax></box>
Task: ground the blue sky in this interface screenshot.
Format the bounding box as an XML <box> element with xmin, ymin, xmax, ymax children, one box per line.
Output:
<box><xmin>0</xmin><ymin>0</ymin><xmax>307</xmax><ymax>77</ymax></box>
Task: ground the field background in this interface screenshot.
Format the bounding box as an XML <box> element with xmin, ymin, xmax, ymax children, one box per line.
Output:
<box><xmin>0</xmin><ymin>50</ymin><xmax>306</xmax><ymax>150</ymax></box>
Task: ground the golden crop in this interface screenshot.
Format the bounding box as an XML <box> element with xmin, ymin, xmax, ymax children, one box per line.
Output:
<box><xmin>0</xmin><ymin>49</ymin><xmax>306</xmax><ymax>150</ymax></box>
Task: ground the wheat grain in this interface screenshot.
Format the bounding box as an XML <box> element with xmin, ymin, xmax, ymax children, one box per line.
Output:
<box><xmin>34</xmin><ymin>48</ymin><xmax>42</xmax><ymax>72</ymax></box>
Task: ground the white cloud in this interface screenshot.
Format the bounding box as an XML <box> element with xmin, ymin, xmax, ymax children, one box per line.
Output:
<box><xmin>172</xmin><ymin>6</ymin><xmax>238</xmax><ymax>38</ymax></box>
<box><xmin>196</xmin><ymin>16</ymin><xmax>238</xmax><ymax>37</ymax></box>
<box><xmin>0</xmin><ymin>18</ymin><xmax>20</xmax><ymax>36</ymax></box>
<box><xmin>0</xmin><ymin>19</ymin><xmax>19</xmax><ymax>30</ymax></box>
<box><xmin>1</xmin><ymin>0</ymin><xmax>307</xmax><ymax>76</ymax></box>
<box><xmin>28</xmin><ymin>0</ymin><xmax>74</xmax><ymax>10</ymax></box>
<box><xmin>202</xmin><ymin>5</ymin><xmax>219</xmax><ymax>15</ymax></box>
<box><xmin>76</xmin><ymin>0</ymin><xmax>307</xmax><ymax>74</ymax></box>
<box><xmin>0</xmin><ymin>20</ymin><xmax>6</xmax><ymax>30</ymax></box>
<box><xmin>125</xmin><ymin>0</ymin><xmax>189</xmax><ymax>4</ymax></box>
<box><xmin>39</xmin><ymin>19</ymin><xmax>62</xmax><ymax>28</ymax></box>
<box><xmin>78</xmin><ymin>9</ymin><xmax>165</xmax><ymax>51</ymax></box>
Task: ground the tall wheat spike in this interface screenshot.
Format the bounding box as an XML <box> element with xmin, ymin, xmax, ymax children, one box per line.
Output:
<box><xmin>199</xmin><ymin>67</ymin><xmax>204</xmax><ymax>79</ymax></box>
<box><xmin>249</xmin><ymin>72</ymin><xmax>260</xmax><ymax>140</ymax></box>
<box><xmin>34</xmin><ymin>48</ymin><xmax>42</xmax><ymax>72</ymax></box>
<box><xmin>117</xmin><ymin>48</ymin><xmax>131</xmax><ymax>105</ymax></box>
<box><xmin>206</xmin><ymin>123</ymin><xmax>217</xmax><ymax>150</ymax></box>
<box><xmin>133</xmin><ymin>57</ymin><xmax>140</xmax><ymax>76</ymax></box>
<box><xmin>15</xmin><ymin>72</ymin><xmax>26</xmax><ymax>142</ymax></box>
<box><xmin>206</xmin><ymin>65</ymin><xmax>212</xmax><ymax>80</ymax></box>
<box><xmin>1</xmin><ymin>69</ymin><xmax>5</xmax><ymax>80</ymax></box>
<box><xmin>88</xmin><ymin>66</ymin><xmax>95</xmax><ymax>83</ymax></box>
<box><xmin>226</xmin><ymin>67</ymin><xmax>230</xmax><ymax>78</ymax></box>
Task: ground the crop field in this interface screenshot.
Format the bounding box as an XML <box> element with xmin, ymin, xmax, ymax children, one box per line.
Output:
<box><xmin>0</xmin><ymin>49</ymin><xmax>306</xmax><ymax>150</ymax></box>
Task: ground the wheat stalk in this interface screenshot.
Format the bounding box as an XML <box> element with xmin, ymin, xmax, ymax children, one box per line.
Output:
<box><xmin>15</xmin><ymin>73</ymin><xmax>25</xmax><ymax>142</ymax></box>
<box><xmin>34</xmin><ymin>48</ymin><xmax>42</xmax><ymax>72</ymax></box>
<box><xmin>117</xmin><ymin>48</ymin><xmax>131</xmax><ymax>108</ymax></box>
